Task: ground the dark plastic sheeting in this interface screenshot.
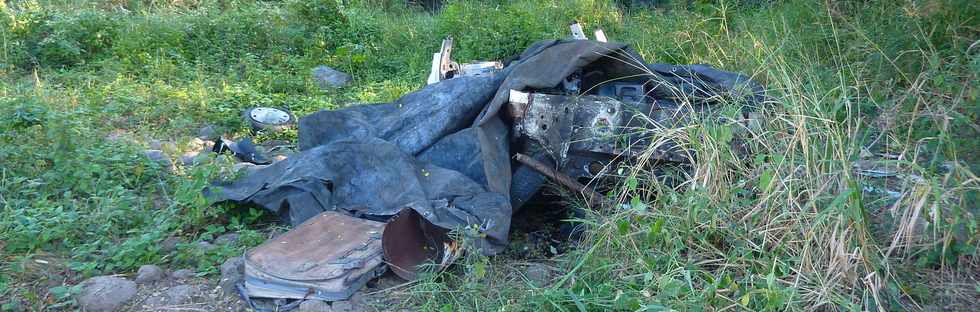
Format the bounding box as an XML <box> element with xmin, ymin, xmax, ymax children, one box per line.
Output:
<box><xmin>207</xmin><ymin>39</ymin><xmax>764</xmax><ymax>254</ymax></box>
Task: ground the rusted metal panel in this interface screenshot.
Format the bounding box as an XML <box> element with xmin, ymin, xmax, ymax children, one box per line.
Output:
<box><xmin>509</xmin><ymin>90</ymin><xmax>625</xmax><ymax>166</ymax></box>
<box><xmin>244</xmin><ymin>211</ymin><xmax>386</xmax><ymax>301</ymax></box>
<box><xmin>382</xmin><ymin>209</ymin><xmax>450</xmax><ymax>280</ymax></box>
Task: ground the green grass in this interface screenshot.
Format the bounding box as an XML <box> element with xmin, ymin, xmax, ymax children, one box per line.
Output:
<box><xmin>1</xmin><ymin>0</ymin><xmax>978</xmax><ymax>310</ymax></box>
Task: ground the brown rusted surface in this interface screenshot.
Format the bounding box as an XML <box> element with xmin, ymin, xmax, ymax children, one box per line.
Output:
<box><xmin>506</xmin><ymin>89</ymin><xmax>531</xmax><ymax>119</ymax></box>
<box><xmin>244</xmin><ymin>211</ymin><xmax>385</xmax><ymax>300</ymax></box>
<box><xmin>382</xmin><ymin>209</ymin><xmax>448</xmax><ymax>280</ymax></box>
<box><xmin>510</xmin><ymin>92</ymin><xmax>578</xmax><ymax>165</ymax></box>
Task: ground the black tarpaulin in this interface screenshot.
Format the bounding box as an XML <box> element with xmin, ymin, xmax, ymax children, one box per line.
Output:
<box><xmin>207</xmin><ymin>39</ymin><xmax>764</xmax><ymax>254</ymax></box>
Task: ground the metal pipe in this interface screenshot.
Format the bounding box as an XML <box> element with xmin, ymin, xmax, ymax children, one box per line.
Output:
<box><xmin>513</xmin><ymin>153</ymin><xmax>607</xmax><ymax>208</ymax></box>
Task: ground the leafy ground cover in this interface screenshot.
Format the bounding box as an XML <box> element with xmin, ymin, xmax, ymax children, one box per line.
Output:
<box><xmin>0</xmin><ymin>0</ymin><xmax>977</xmax><ymax>310</ymax></box>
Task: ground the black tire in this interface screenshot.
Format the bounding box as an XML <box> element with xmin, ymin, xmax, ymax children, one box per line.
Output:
<box><xmin>242</xmin><ymin>107</ymin><xmax>296</xmax><ymax>132</ymax></box>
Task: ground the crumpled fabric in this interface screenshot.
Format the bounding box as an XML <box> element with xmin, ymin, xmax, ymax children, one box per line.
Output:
<box><xmin>207</xmin><ymin>39</ymin><xmax>765</xmax><ymax>254</ymax></box>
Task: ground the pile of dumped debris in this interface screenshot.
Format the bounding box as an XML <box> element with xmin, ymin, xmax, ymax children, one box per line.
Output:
<box><xmin>207</xmin><ymin>24</ymin><xmax>764</xmax><ymax>308</ymax></box>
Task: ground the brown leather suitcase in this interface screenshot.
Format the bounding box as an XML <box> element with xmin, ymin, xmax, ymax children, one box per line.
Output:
<box><xmin>243</xmin><ymin>211</ymin><xmax>386</xmax><ymax>301</ymax></box>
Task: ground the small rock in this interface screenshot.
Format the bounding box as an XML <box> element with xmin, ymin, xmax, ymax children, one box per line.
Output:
<box><xmin>160</xmin><ymin>141</ymin><xmax>179</xmax><ymax>154</ymax></box>
<box><xmin>219</xmin><ymin>257</ymin><xmax>244</xmax><ymax>295</ymax></box>
<box><xmin>213</xmin><ymin>233</ymin><xmax>240</xmax><ymax>245</ymax></box>
<box><xmin>144</xmin><ymin>150</ymin><xmax>172</xmax><ymax>168</ymax></box>
<box><xmin>198</xmin><ymin>125</ymin><xmax>218</xmax><ymax>140</ymax></box>
<box><xmin>187</xmin><ymin>138</ymin><xmax>214</xmax><ymax>154</ymax></box>
<box><xmin>196</xmin><ymin>241</ymin><xmax>216</xmax><ymax>251</ymax></box>
<box><xmin>525</xmin><ymin>262</ymin><xmax>552</xmax><ymax>287</ymax></box>
<box><xmin>187</xmin><ymin>138</ymin><xmax>211</xmax><ymax>153</ymax></box>
<box><xmin>160</xmin><ymin>236</ymin><xmax>182</xmax><ymax>253</ymax></box>
<box><xmin>349</xmin><ymin>291</ymin><xmax>369</xmax><ymax>307</ymax></box>
<box><xmin>312</xmin><ymin>66</ymin><xmax>352</xmax><ymax>89</ymax></box>
<box><xmin>171</xmin><ymin>269</ymin><xmax>195</xmax><ymax>280</ymax></box>
<box><xmin>298</xmin><ymin>300</ymin><xmax>334</xmax><ymax>312</ymax></box>
<box><xmin>233</xmin><ymin>162</ymin><xmax>267</xmax><ymax>174</ymax></box>
<box><xmin>164</xmin><ymin>284</ymin><xmax>196</xmax><ymax>305</ymax></box>
<box><xmin>135</xmin><ymin>265</ymin><xmax>166</xmax><ymax>284</ymax></box>
<box><xmin>181</xmin><ymin>151</ymin><xmax>201</xmax><ymax>166</ymax></box>
<box><xmin>144</xmin><ymin>285</ymin><xmax>197</xmax><ymax>308</ymax></box>
<box><xmin>148</xmin><ymin>139</ymin><xmax>164</xmax><ymax>150</ymax></box>
<box><xmin>142</xmin><ymin>295</ymin><xmax>166</xmax><ymax>308</ymax></box>
<box><xmin>77</xmin><ymin>276</ymin><xmax>138</xmax><ymax>312</ymax></box>
<box><xmin>105</xmin><ymin>130</ymin><xmax>129</xmax><ymax>143</ymax></box>
<box><xmin>188</xmin><ymin>137</ymin><xmax>205</xmax><ymax>148</ymax></box>
<box><xmin>331</xmin><ymin>300</ymin><xmax>358</xmax><ymax>312</ymax></box>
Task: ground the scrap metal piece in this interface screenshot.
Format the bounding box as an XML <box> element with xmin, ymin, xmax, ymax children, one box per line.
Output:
<box><xmin>243</xmin><ymin>211</ymin><xmax>386</xmax><ymax>301</ymax></box>
<box><xmin>214</xmin><ymin>137</ymin><xmax>272</xmax><ymax>165</ymax></box>
<box><xmin>569</xmin><ymin>21</ymin><xmax>588</xmax><ymax>40</ymax></box>
<box><xmin>596</xmin><ymin>82</ymin><xmax>645</xmax><ymax>104</ymax></box>
<box><xmin>568</xmin><ymin>94</ymin><xmax>625</xmax><ymax>156</ymax></box>
<box><xmin>437</xmin><ymin>37</ymin><xmax>456</xmax><ymax>80</ymax></box>
<box><xmin>508</xmin><ymin>90</ymin><xmax>626</xmax><ymax>166</ymax></box>
<box><xmin>594</xmin><ymin>29</ymin><xmax>608</xmax><ymax>42</ymax></box>
<box><xmin>427</xmin><ymin>37</ymin><xmax>503</xmax><ymax>84</ymax></box>
<box><xmin>382</xmin><ymin>209</ymin><xmax>449</xmax><ymax>280</ymax></box>
<box><xmin>426</xmin><ymin>52</ymin><xmax>442</xmax><ymax>85</ymax></box>
<box><xmin>458</xmin><ymin>61</ymin><xmax>504</xmax><ymax>77</ymax></box>
<box><xmin>508</xmin><ymin>90</ymin><xmax>578</xmax><ymax>166</ymax></box>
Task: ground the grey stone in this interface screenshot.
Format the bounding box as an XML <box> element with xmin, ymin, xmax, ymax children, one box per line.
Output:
<box><xmin>196</xmin><ymin>241</ymin><xmax>216</xmax><ymax>251</ymax></box>
<box><xmin>312</xmin><ymin>66</ymin><xmax>352</xmax><ymax>89</ymax></box>
<box><xmin>171</xmin><ymin>269</ymin><xmax>195</xmax><ymax>280</ymax></box>
<box><xmin>144</xmin><ymin>150</ymin><xmax>172</xmax><ymax>168</ymax></box>
<box><xmin>349</xmin><ymin>291</ymin><xmax>369</xmax><ymax>307</ymax></box>
<box><xmin>219</xmin><ymin>257</ymin><xmax>244</xmax><ymax>295</ymax></box>
<box><xmin>141</xmin><ymin>295</ymin><xmax>166</xmax><ymax>309</ymax></box>
<box><xmin>213</xmin><ymin>233</ymin><xmax>240</xmax><ymax>245</ymax></box>
<box><xmin>198</xmin><ymin>125</ymin><xmax>218</xmax><ymax>140</ymax></box>
<box><xmin>77</xmin><ymin>276</ymin><xmax>137</xmax><ymax>312</ymax></box>
<box><xmin>186</xmin><ymin>138</ymin><xmax>214</xmax><ymax>154</ymax></box>
<box><xmin>525</xmin><ymin>262</ymin><xmax>552</xmax><ymax>287</ymax></box>
<box><xmin>148</xmin><ymin>139</ymin><xmax>164</xmax><ymax>150</ymax></box>
<box><xmin>105</xmin><ymin>130</ymin><xmax>129</xmax><ymax>143</ymax></box>
<box><xmin>164</xmin><ymin>285</ymin><xmax>196</xmax><ymax>305</ymax></box>
<box><xmin>145</xmin><ymin>285</ymin><xmax>197</xmax><ymax>308</ymax></box>
<box><xmin>160</xmin><ymin>236</ymin><xmax>182</xmax><ymax>253</ymax></box>
<box><xmin>331</xmin><ymin>300</ymin><xmax>359</xmax><ymax>312</ymax></box>
<box><xmin>160</xmin><ymin>141</ymin><xmax>178</xmax><ymax>154</ymax></box>
<box><xmin>181</xmin><ymin>152</ymin><xmax>201</xmax><ymax>166</ymax></box>
<box><xmin>135</xmin><ymin>265</ymin><xmax>166</xmax><ymax>284</ymax></box>
<box><xmin>233</xmin><ymin>162</ymin><xmax>267</xmax><ymax>174</ymax></box>
<box><xmin>188</xmin><ymin>137</ymin><xmax>205</xmax><ymax>149</ymax></box>
<box><xmin>298</xmin><ymin>300</ymin><xmax>334</xmax><ymax>312</ymax></box>
<box><xmin>187</xmin><ymin>138</ymin><xmax>214</xmax><ymax>155</ymax></box>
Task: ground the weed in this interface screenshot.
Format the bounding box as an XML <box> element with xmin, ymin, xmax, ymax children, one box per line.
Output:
<box><xmin>0</xmin><ymin>0</ymin><xmax>976</xmax><ymax>311</ymax></box>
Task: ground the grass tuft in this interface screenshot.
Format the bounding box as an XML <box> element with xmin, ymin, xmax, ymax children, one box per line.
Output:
<box><xmin>0</xmin><ymin>0</ymin><xmax>976</xmax><ymax>310</ymax></box>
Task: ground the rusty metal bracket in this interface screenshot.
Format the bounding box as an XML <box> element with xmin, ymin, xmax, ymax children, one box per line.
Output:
<box><xmin>509</xmin><ymin>90</ymin><xmax>628</xmax><ymax>167</ymax></box>
<box><xmin>514</xmin><ymin>153</ymin><xmax>607</xmax><ymax>208</ymax></box>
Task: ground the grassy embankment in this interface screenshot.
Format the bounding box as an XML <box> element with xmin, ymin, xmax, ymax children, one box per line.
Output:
<box><xmin>0</xmin><ymin>0</ymin><xmax>977</xmax><ymax>310</ymax></box>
